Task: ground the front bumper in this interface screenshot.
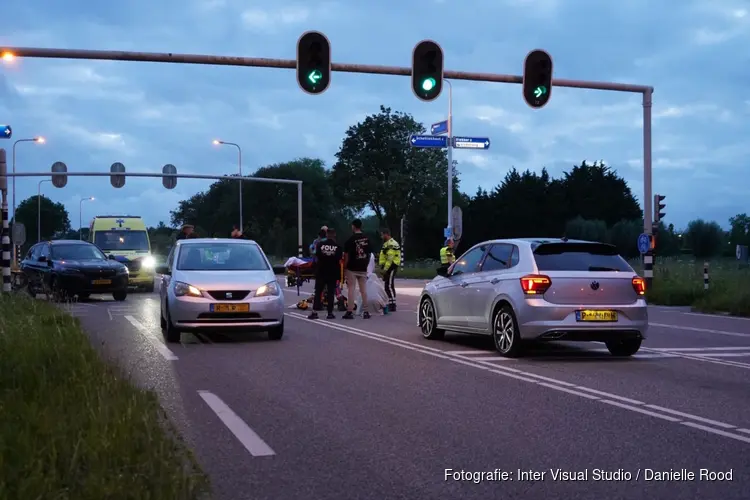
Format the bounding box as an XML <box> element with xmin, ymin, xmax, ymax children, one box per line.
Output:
<box><xmin>169</xmin><ymin>293</ymin><xmax>285</xmax><ymax>330</ymax></box>
<box><xmin>515</xmin><ymin>298</ymin><xmax>649</xmax><ymax>342</ymax></box>
<box><xmin>128</xmin><ymin>271</ymin><xmax>155</xmax><ymax>286</ymax></box>
<box><xmin>56</xmin><ymin>273</ymin><xmax>129</xmax><ymax>294</ymax></box>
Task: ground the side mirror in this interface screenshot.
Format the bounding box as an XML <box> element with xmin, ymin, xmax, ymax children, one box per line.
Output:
<box><xmin>37</xmin><ymin>255</ymin><xmax>47</xmax><ymax>263</ymax></box>
<box><xmin>436</xmin><ymin>266</ymin><xmax>448</xmax><ymax>277</ymax></box>
<box><xmin>155</xmin><ymin>265</ymin><xmax>170</xmax><ymax>275</ymax></box>
<box><xmin>108</xmin><ymin>254</ymin><xmax>116</xmax><ymax>260</ymax></box>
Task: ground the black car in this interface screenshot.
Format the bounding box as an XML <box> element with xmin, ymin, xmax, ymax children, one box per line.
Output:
<box><xmin>21</xmin><ymin>240</ymin><xmax>130</xmax><ymax>301</ymax></box>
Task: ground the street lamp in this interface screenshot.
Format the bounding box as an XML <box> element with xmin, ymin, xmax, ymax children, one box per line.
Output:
<box><xmin>37</xmin><ymin>179</ymin><xmax>51</xmax><ymax>242</ymax></box>
<box><xmin>79</xmin><ymin>197</ymin><xmax>94</xmax><ymax>240</ymax></box>
<box><xmin>212</xmin><ymin>139</ymin><xmax>243</xmax><ymax>231</ymax></box>
<box><xmin>1</xmin><ymin>51</ymin><xmax>14</xmax><ymax>62</ymax></box>
<box><xmin>12</xmin><ymin>136</ymin><xmax>45</xmax><ymax>260</ymax></box>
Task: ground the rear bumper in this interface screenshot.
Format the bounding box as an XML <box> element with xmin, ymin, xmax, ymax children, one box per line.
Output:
<box><xmin>56</xmin><ymin>273</ymin><xmax>129</xmax><ymax>294</ymax></box>
<box><xmin>168</xmin><ymin>294</ymin><xmax>285</xmax><ymax>330</ymax></box>
<box><xmin>516</xmin><ymin>298</ymin><xmax>648</xmax><ymax>342</ymax></box>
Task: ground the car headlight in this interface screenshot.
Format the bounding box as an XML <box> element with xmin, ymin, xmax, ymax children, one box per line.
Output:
<box><xmin>117</xmin><ymin>266</ymin><xmax>129</xmax><ymax>274</ymax></box>
<box><xmin>57</xmin><ymin>266</ymin><xmax>81</xmax><ymax>274</ymax></box>
<box><xmin>255</xmin><ymin>281</ymin><xmax>279</xmax><ymax>297</ymax></box>
<box><xmin>142</xmin><ymin>256</ymin><xmax>156</xmax><ymax>269</ymax></box>
<box><xmin>174</xmin><ymin>281</ymin><xmax>202</xmax><ymax>297</ymax></box>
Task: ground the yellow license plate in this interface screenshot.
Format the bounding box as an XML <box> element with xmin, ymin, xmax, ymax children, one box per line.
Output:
<box><xmin>211</xmin><ymin>303</ymin><xmax>249</xmax><ymax>313</ymax></box>
<box><xmin>576</xmin><ymin>310</ymin><xmax>618</xmax><ymax>322</ymax></box>
<box><xmin>92</xmin><ymin>279</ymin><xmax>112</xmax><ymax>285</ymax></box>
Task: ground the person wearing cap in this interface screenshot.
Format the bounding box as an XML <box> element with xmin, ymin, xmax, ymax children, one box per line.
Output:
<box><xmin>438</xmin><ymin>238</ymin><xmax>456</xmax><ymax>274</ymax></box>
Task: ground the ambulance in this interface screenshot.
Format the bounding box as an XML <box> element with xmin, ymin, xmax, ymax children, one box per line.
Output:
<box><xmin>89</xmin><ymin>215</ymin><xmax>156</xmax><ymax>292</ymax></box>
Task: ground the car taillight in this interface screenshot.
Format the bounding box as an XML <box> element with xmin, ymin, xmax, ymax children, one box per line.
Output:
<box><xmin>632</xmin><ymin>277</ymin><xmax>646</xmax><ymax>295</ymax></box>
<box><xmin>520</xmin><ymin>274</ymin><xmax>551</xmax><ymax>295</ymax></box>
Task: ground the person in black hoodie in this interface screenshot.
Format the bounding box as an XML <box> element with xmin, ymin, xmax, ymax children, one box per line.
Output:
<box><xmin>309</xmin><ymin>228</ymin><xmax>342</xmax><ymax>320</ymax></box>
<box><xmin>342</xmin><ymin>219</ymin><xmax>372</xmax><ymax>320</ymax></box>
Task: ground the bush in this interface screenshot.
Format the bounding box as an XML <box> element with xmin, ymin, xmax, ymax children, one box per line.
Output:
<box><xmin>0</xmin><ymin>295</ymin><xmax>209</xmax><ymax>500</ymax></box>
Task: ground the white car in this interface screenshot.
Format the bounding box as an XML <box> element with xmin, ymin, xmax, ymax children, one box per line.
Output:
<box><xmin>157</xmin><ymin>238</ymin><xmax>285</xmax><ymax>343</ymax></box>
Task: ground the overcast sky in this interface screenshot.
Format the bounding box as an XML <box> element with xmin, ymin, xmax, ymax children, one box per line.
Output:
<box><xmin>1</xmin><ymin>0</ymin><xmax>748</xmax><ymax>230</ymax></box>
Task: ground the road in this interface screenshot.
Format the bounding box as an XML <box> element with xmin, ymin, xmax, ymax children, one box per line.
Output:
<box><xmin>61</xmin><ymin>277</ymin><xmax>749</xmax><ymax>499</ymax></box>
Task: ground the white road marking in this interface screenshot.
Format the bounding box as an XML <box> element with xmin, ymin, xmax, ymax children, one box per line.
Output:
<box><xmin>692</xmin><ymin>352</ymin><xmax>750</xmax><ymax>358</ymax></box>
<box><xmin>737</xmin><ymin>428</ymin><xmax>750</xmax><ymax>435</ymax></box>
<box><xmin>647</xmin><ymin>346</ymin><xmax>750</xmax><ymax>351</ymax></box>
<box><xmin>662</xmin><ymin>310</ymin><xmax>750</xmax><ymax>322</ymax></box>
<box><xmin>640</xmin><ymin>347</ymin><xmax>750</xmax><ymax>370</ymax></box>
<box><xmin>444</xmin><ymin>350</ymin><xmax>484</xmax><ymax>355</ymax></box>
<box><xmin>197</xmin><ymin>390</ymin><xmax>275</xmax><ymax>457</ymax></box>
<box><xmin>650</xmin><ymin>323</ymin><xmax>750</xmax><ymax>338</ymax></box>
<box><xmin>287</xmin><ymin>312</ymin><xmax>750</xmax><ymax>445</ymax></box>
<box><xmin>474</xmin><ymin>356</ymin><xmax>513</xmax><ymax>362</ymax></box>
<box><xmin>107</xmin><ymin>308</ymin><xmax>113</xmax><ymax>321</ymax></box>
<box><xmin>124</xmin><ymin>315</ymin><xmax>178</xmax><ymax>361</ymax></box>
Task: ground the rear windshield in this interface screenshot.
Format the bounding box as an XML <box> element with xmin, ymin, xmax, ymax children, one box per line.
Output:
<box><xmin>533</xmin><ymin>243</ymin><xmax>632</xmax><ymax>272</ymax></box>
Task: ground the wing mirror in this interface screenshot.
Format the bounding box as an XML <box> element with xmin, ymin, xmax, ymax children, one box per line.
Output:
<box><xmin>436</xmin><ymin>266</ymin><xmax>448</xmax><ymax>277</ymax></box>
<box><xmin>108</xmin><ymin>254</ymin><xmax>116</xmax><ymax>260</ymax></box>
<box><xmin>155</xmin><ymin>265</ymin><xmax>170</xmax><ymax>275</ymax></box>
<box><xmin>37</xmin><ymin>256</ymin><xmax>47</xmax><ymax>263</ymax></box>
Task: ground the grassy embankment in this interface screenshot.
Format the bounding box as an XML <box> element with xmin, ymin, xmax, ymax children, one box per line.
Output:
<box><xmin>0</xmin><ymin>294</ymin><xmax>209</xmax><ymax>500</ymax></box>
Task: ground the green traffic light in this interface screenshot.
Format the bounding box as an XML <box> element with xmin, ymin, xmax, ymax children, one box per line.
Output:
<box><xmin>533</xmin><ymin>85</ymin><xmax>548</xmax><ymax>98</ymax></box>
<box><xmin>308</xmin><ymin>70</ymin><xmax>322</xmax><ymax>85</ymax></box>
<box><xmin>421</xmin><ymin>78</ymin><xmax>436</xmax><ymax>92</ymax></box>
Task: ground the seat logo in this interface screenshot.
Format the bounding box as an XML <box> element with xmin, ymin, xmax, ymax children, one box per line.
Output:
<box><xmin>226</xmin><ymin>292</ymin><xmax>233</xmax><ymax>298</ymax></box>
<box><xmin>590</xmin><ymin>281</ymin><xmax>600</xmax><ymax>291</ymax></box>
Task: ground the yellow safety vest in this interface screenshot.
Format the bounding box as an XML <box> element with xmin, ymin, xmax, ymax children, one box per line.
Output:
<box><xmin>440</xmin><ymin>246</ymin><xmax>455</xmax><ymax>265</ymax></box>
<box><xmin>379</xmin><ymin>238</ymin><xmax>401</xmax><ymax>270</ymax></box>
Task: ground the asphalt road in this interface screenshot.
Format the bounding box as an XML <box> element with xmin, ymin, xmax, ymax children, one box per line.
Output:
<box><xmin>59</xmin><ymin>277</ymin><xmax>750</xmax><ymax>499</ymax></box>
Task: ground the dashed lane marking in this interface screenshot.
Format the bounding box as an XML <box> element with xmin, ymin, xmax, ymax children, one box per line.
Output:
<box><xmin>124</xmin><ymin>315</ymin><xmax>178</xmax><ymax>361</ymax></box>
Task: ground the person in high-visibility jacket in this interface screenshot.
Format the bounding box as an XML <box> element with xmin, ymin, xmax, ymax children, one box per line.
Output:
<box><xmin>438</xmin><ymin>238</ymin><xmax>456</xmax><ymax>274</ymax></box>
<box><xmin>378</xmin><ymin>228</ymin><xmax>401</xmax><ymax>311</ymax></box>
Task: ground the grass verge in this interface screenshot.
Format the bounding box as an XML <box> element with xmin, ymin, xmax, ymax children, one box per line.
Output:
<box><xmin>0</xmin><ymin>294</ymin><xmax>209</xmax><ymax>500</ymax></box>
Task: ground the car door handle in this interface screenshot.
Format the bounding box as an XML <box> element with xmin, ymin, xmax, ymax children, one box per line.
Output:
<box><xmin>490</xmin><ymin>278</ymin><xmax>500</xmax><ymax>285</ymax></box>
<box><xmin>460</xmin><ymin>282</ymin><xmax>469</xmax><ymax>287</ymax></box>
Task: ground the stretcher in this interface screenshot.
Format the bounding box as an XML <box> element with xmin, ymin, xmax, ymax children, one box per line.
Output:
<box><xmin>285</xmin><ymin>257</ymin><xmax>349</xmax><ymax>311</ymax></box>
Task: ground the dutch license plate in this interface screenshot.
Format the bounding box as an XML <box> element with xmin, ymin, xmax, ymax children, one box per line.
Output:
<box><xmin>211</xmin><ymin>303</ymin><xmax>249</xmax><ymax>313</ymax></box>
<box><xmin>92</xmin><ymin>279</ymin><xmax>112</xmax><ymax>285</ymax></box>
<box><xmin>576</xmin><ymin>310</ymin><xmax>618</xmax><ymax>322</ymax></box>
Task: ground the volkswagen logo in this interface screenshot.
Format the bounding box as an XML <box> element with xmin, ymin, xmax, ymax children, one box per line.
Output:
<box><xmin>226</xmin><ymin>292</ymin><xmax>233</xmax><ymax>299</ymax></box>
<box><xmin>590</xmin><ymin>281</ymin><xmax>600</xmax><ymax>291</ymax></box>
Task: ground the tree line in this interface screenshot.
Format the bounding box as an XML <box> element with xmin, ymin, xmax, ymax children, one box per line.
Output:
<box><xmin>10</xmin><ymin>105</ymin><xmax>750</xmax><ymax>261</ymax></box>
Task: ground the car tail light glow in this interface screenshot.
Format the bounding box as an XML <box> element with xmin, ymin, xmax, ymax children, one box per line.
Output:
<box><xmin>632</xmin><ymin>276</ymin><xmax>646</xmax><ymax>295</ymax></box>
<box><xmin>520</xmin><ymin>274</ymin><xmax>551</xmax><ymax>295</ymax></box>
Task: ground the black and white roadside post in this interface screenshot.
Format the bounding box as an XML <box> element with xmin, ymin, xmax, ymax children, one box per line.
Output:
<box><xmin>0</xmin><ymin>149</ymin><xmax>10</xmax><ymax>293</ymax></box>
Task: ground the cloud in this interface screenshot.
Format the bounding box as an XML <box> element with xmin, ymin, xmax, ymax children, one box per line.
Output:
<box><xmin>0</xmin><ymin>0</ymin><xmax>746</xmax><ymax>231</ymax></box>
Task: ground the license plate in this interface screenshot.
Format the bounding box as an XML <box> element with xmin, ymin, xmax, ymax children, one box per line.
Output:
<box><xmin>576</xmin><ymin>310</ymin><xmax>618</xmax><ymax>322</ymax></box>
<box><xmin>92</xmin><ymin>279</ymin><xmax>112</xmax><ymax>285</ymax></box>
<box><xmin>211</xmin><ymin>303</ymin><xmax>249</xmax><ymax>313</ymax></box>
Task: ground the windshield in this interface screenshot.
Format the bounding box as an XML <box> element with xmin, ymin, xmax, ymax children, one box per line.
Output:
<box><xmin>51</xmin><ymin>244</ymin><xmax>106</xmax><ymax>261</ymax></box>
<box><xmin>95</xmin><ymin>230</ymin><xmax>149</xmax><ymax>251</ymax></box>
<box><xmin>176</xmin><ymin>243</ymin><xmax>269</xmax><ymax>271</ymax></box>
<box><xmin>533</xmin><ymin>243</ymin><xmax>632</xmax><ymax>272</ymax></box>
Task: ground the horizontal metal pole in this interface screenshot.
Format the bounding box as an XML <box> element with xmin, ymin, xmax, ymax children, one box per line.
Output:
<box><xmin>2</xmin><ymin>171</ymin><xmax>302</xmax><ymax>184</ymax></box>
<box><xmin>1</xmin><ymin>46</ymin><xmax>652</xmax><ymax>94</ymax></box>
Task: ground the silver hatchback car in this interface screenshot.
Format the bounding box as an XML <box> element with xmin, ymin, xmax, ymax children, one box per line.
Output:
<box><xmin>418</xmin><ymin>238</ymin><xmax>648</xmax><ymax>357</ymax></box>
<box><xmin>157</xmin><ymin>238</ymin><xmax>285</xmax><ymax>343</ymax></box>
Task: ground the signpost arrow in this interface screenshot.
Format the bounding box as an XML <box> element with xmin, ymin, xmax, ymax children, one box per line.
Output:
<box><xmin>409</xmin><ymin>134</ymin><xmax>448</xmax><ymax>148</ymax></box>
<box><xmin>452</xmin><ymin>136</ymin><xmax>491</xmax><ymax>150</ymax></box>
<box><xmin>431</xmin><ymin>120</ymin><xmax>448</xmax><ymax>135</ymax></box>
<box><xmin>0</xmin><ymin>124</ymin><xmax>11</xmax><ymax>139</ymax></box>
<box><xmin>308</xmin><ymin>70</ymin><xmax>322</xmax><ymax>84</ymax></box>
<box><xmin>637</xmin><ymin>233</ymin><xmax>651</xmax><ymax>255</ymax></box>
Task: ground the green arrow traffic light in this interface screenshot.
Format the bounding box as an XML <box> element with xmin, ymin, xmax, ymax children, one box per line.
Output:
<box><xmin>533</xmin><ymin>86</ymin><xmax>547</xmax><ymax>98</ymax></box>
<box><xmin>308</xmin><ymin>70</ymin><xmax>322</xmax><ymax>85</ymax></box>
<box><xmin>421</xmin><ymin>77</ymin><xmax>436</xmax><ymax>92</ymax></box>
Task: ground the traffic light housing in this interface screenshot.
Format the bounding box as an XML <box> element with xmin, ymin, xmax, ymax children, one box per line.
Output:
<box><xmin>296</xmin><ymin>31</ymin><xmax>331</xmax><ymax>95</ymax></box>
<box><xmin>412</xmin><ymin>40</ymin><xmax>444</xmax><ymax>102</ymax></box>
<box><xmin>522</xmin><ymin>49</ymin><xmax>553</xmax><ymax>109</ymax></box>
<box><xmin>654</xmin><ymin>194</ymin><xmax>666</xmax><ymax>223</ymax></box>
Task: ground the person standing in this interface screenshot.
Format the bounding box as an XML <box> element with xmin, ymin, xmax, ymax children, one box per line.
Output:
<box><xmin>176</xmin><ymin>224</ymin><xmax>195</xmax><ymax>241</ymax></box>
<box><xmin>309</xmin><ymin>225</ymin><xmax>328</xmax><ymax>256</ymax></box>
<box><xmin>378</xmin><ymin>228</ymin><xmax>401</xmax><ymax>312</ymax></box>
<box><xmin>231</xmin><ymin>225</ymin><xmax>243</xmax><ymax>238</ymax></box>
<box><xmin>342</xmin><ymin>219</ymin><xmax>372</xmax><ymax>320</ymax></box>
<box><xmin>438</xmin><ymin>238</ymin><xmax>456</xmax><ymax>274</ymax></box>
<box><xmin>309</xmin><ymin>229</ymin><xmax>342</xmax><ymax>320</ymax></box>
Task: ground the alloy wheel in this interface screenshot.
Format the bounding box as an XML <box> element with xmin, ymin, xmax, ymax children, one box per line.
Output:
<box><xmin>494</xmin><ymin>311</ymin><xmax>515</xmax><ymax>353</ymax></box>
<box><xmin>420</xmin><ymin>300</ymin><xmax>434</xmax><ymax>337</ymax></box>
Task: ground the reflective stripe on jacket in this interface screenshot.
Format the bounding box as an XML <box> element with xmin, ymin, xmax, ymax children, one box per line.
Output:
<box><xmin>378</xmin><ymin>238</ymin><xmax>401</xmax><ymax>270</ymax></box>
<box><xmin>439</xmin><ymin>246</ymin><xmax>455</xmax><ymax>264</ymax></box>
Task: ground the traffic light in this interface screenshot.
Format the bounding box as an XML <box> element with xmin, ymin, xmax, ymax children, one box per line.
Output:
<box><xmin>522</xmin><ymin>49</ymin><xmax>553</xmax><ymax>109</ymax></box>
<box><xmin>654</xmin><ymin>194</ymin><xmax>666</xmax><ymax>223</ymax></box>
<box><xmin>296</xmin><ymin>31</ymin><xmax>331</xmax><ymax>95</ymax></box>
<box><xmin>411</xmin><ymin>40</ymin><xmax>444</xmax><ymax>102</ymax></box>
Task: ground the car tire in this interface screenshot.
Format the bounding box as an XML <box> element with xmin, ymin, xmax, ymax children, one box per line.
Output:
<box><xmin>160</xmin><ymin>309</ymin><xmax>167</xmax><ymax>329</ymax></box>
<box><xmin>493</xmin><ymin>304</ymin><xmax>523</xmax><ymax>358</ymax></box>
<box><xmin>47</xmin><ymin>277</ymin><xmax>67</xmax><ymax>302</ymax></box>
<box><xmin>268</xmin><ymin>321</ymin><xmax>284</xmax><ymax>340</ymax></box>
<box><xmin>112</xmin><ymin>291</ymin><xmax>127</xmax><ymax>301</ymax></box>
<box><xmin>605</xmin><ymin>338</ymin><xmax>642</xmax><ymax>357</ymax></box>
<box><xmin>163</xmin><ymin>305</ymin><xmax>181</xmax><ymax>343</ymax></box>
<box><xmin>27</xmin><ymin>280</ymin><xmax>37</xmax><ymax>298</ymax></box>
<box><xmin>419</xmin><ymin>297</ymin><xmax>445</xmax><ymax>340</ymax></box>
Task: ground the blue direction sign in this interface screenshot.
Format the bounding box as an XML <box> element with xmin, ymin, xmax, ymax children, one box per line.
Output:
<box><xmin>431</xmin><ymin>120</ymin><xmax>448</xmax><ymax>135</ymax></box>
<box><xmin>452</xmin><ymin>136</ymin><xmax>490</xmax><ymax>150</ymax></box>
<box><xmin>637</xmin><ymin>233</ymin><xmax>651</xmax><ymax>254</ymax></box>
<box><xmin>0</xmin><ymin>124</ymin><xmax>11</xmax><ymax>139</ymax></box>
<box><xmin>409</xmin><ymin>134</ymin><xmax>448</xmax><ymax>148</ymax></box>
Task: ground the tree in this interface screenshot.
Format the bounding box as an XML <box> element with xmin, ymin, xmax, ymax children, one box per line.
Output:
<box><xmin>684</xmin><ymin>219</ymin><xmax>724</xmax><ymax>259</ymax></box>
<box><xmin>13</xmin><ymin>195</ymin><xmax>70</xmax><ymax>247</ymax></box>
<box><xmin>331</xmin><ymin>105</ymin><xmax>448</xmax><ymax>233</ymax></box>
<box><xmin>729</xmin><ymin>213</ymin><xmax>750</xmax><ymax>246</ymax></box>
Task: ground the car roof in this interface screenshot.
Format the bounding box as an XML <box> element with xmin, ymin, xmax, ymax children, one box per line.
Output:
<box><xmin>177</xmin><ymin>238</ymin><xmax>259</xmax><ymax>245</ymax></box>
<box><xmin>48</xmin><ymin>240</ymin><xmax>93</xmax><ymax>245</ymax></box>
<box><xmin>471</xmin><ymin>238</ymin><xmax>608</xmax><ymax>249</ymax></box>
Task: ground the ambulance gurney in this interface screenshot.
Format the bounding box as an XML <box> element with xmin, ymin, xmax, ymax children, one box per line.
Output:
<box><xmin>284</xmin><ymin>257</ymin><xmax>315</xmax><ymax>288</ymax></box>
<box><xmin>296</xmin><ymin>260</ymin><xmax>348</xmax><ymax>311</ymax></box>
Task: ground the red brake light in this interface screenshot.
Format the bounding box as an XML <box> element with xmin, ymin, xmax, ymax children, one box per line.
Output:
<box><xmin>520</xmin><ymin>274</ymin><xmax>551</xmax><ymax>295</ymax></box>
<box><xmin>632</xmin><ymin>276</ymin><xmax>646</xmax><ymax>295</ymax></box>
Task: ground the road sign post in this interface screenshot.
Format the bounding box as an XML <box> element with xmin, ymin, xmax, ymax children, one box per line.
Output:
<box><xmin>0</xmin><ymin>149</ymin><xmax>9</xmax><ymax>292</ymax></box>
<box><xmin>110</xmin><ymin>162</ymin><xmax>126</xmax><ymax>188</ymax></box>
<box><xmin>162</xmin><ymin>164</ymin><xmax>177</xmax><ymax>189</ymax></box>
<box><xmin>431</xmin><ymin>121</ymin><xmax>448</xmax><ymax>135</ymax></box>
<box><xmin>12</xmin><ymin>222</ymin><xmax>25</xmax><ymax>246</ymax></box>
<box><xmin>637</xmin><ymin>233</ymin><xmax>650</xmax><ymax>255</ymax></box>
<box><xmin>0</xmin><ymin>125</ymin><xmax>11</xmax><ymax>140</ymax></box>
<box><xmin>451</xmin><ymin>206</ymin><xmax>463</xmax><ymax>241</ymax></box>
<box><xmin>409</xmin><ymin>135</ymin><xmax>448</xmax><ymax>148</ymax></box>
<box><xmin>51</xmin><ymin>161</ymin><xmax>68</xmax><ymax>188</ymax></box>
<box><xmin>452</xmin><ymin>137</ymin><xmax>491</xmax><ymax>150</ymax></box>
